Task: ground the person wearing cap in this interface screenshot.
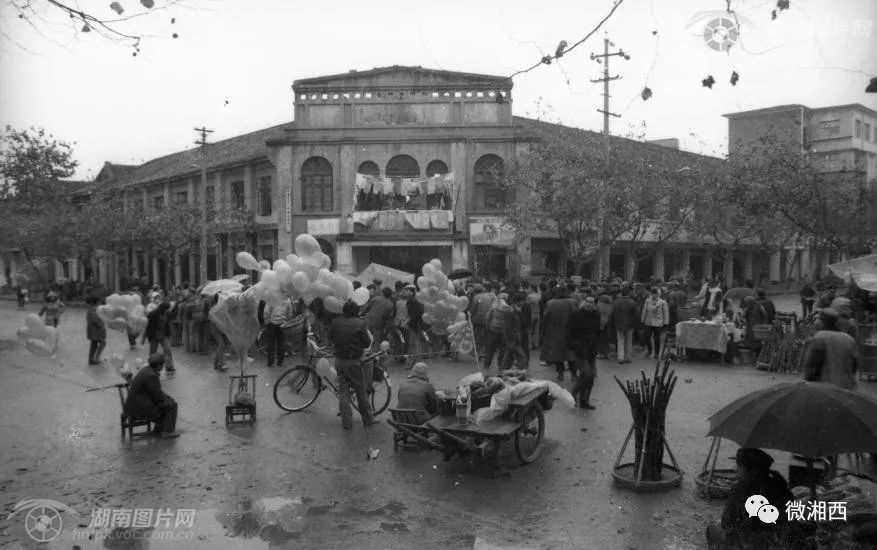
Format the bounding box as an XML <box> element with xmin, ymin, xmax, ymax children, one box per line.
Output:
<box><xmin>396</xmin><ymin>362</ymin><xmax>438</xmax><ymax>424</ymax></box>
<box><xmin>706</xmin><ymin>448</ymin><xmax>793</xmax><ymax>549</ymax></box>
<box><xmin>329</xmin><ymin>301</ymin><xmax>378</xmax><ymax>429</ymax></box>
<box><xmin>123</xmin><ymin>353</ymin><xmax>180</xmax><ymax>438</ymax></box>
<box><xmin>802</xmin><ymin>308</ymin><xmax>858</xmax><ymax>390</ymax></box>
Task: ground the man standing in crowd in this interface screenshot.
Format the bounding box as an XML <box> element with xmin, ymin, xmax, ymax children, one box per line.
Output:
<box><xmin>611</xmin><ymin>288</ymin><xmax>639</xmax><ymax>364</ymax></box>
<box><xmin>803</xmin><ymin>308</ymin><xmax>858</xmax><ymax>390</ymax></box>
<box><xmin>470</xmin><ymin>283</ymin><xmax>496</xmax><ymax>366</ymax></box>
<box><xmin>329</xmin><ymin>301</ymin><xmax>378</xmax><ymax>430</ymax></box>
<box><xmin>483</xmin><ymin>292</ymin><xmax>512</xmax><ymax>372</ymax></box>
<box><xmin>541</xmin><ymin>285</ymin><xmax>578</xmax><ymax>381</ymax></box>
<box><xmin>264</xmin><ymin>297</ymin><xmax>293</xmax><ymax>368</ymax></box>
<box><xmin>144</xmin><ymin>300</ymin><xmax>177</xmax><ymax>372</ymax></box>
<box><xmin>364</xmin><ymin>287</ymin><xmax>395</xmax><ymax>351</ymax></box>
<box><xmin>526</xmin><ymin>283</ymin><xmax>541</xmax><ymax>351</ymax></box>
<box><xmin>568</xmin><ymin>296</ymin><xmax>601</xmax><ymax>409</ymax></box>
<box><xmin>755</xmin><ymin>289</ymin><xmax>776</xmax><ymax>324</ymax></box>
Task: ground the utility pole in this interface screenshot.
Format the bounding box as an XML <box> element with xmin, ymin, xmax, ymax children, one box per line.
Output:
<box><xmin>589</xmin><ymin>35</ymin><xmax>629</xmax><ymax>278</ymax></box>
<box><xmin>195</xmin><ymin>126</ymin><xmax>214</xmax><ymax>285</ymax></box>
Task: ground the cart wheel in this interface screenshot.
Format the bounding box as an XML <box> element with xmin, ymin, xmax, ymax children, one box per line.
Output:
<box><xmin>514</xmin><ymin>401</ymin><xmax>545</xmax><ymax>464</ymax></box>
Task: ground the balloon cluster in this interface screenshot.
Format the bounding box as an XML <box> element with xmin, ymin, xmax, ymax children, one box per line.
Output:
<box><xmin>17</xmin><ymin>313</ymin><xmax>59</xmax><ymax>357</ymax></box>
<box><xmin>109</xmin><ymin>354</ymin><xmax>145</xmax><ymax>382</ymax></box>
<box><xmin>236</xmin><ymin>234</ymin><xmax>369</xmax><ymax>315</ymax></box>
<box><xmin>447</xmin><ymin>316</ymin><xmax>475</xmax><ymax>354</ymax></box>
<box><xmin>415</xmin><ymin>259</ymin><xmax>469</xmax><ymax>335</ymax></box>
<box><xmin>97</xmin><ymin>294</ymin><xmax>147</xmax><ymax>334</ymax></box>
<box><xmin>209</xmin><ymin>292</ymin><xmax>261</xmax><ymax>371</ymax></box>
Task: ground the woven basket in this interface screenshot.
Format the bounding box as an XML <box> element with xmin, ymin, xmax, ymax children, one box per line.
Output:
<box><xmin>695</xmin><ymin>468</ymin><xmax>736</xmax><ymax>499</ymax></box>
<box><xmin>611</xmin><ymin>463</ymin><xmax>683</xmax><ymax>493</ymax></box>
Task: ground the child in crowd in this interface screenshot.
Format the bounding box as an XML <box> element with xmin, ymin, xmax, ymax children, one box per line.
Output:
<box><xmin>86</xmin><ymin>296</ymin><xmax>106</xmax><ymax>365</ymax></box>
<box><xmin>39</xmin><ymin>292</ymin><xmax>65</xmax><ymax>327</ymax></box>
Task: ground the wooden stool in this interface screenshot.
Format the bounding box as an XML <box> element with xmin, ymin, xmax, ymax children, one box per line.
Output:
<box><xmin>117</xmin><ymin>384</ymin><xmax>155</xmax><ymax>439</ymax></box>
<box><xmin>226</xmin><ymin>375</ymin><xmax>257</xmax><ymax>427</ymax></box>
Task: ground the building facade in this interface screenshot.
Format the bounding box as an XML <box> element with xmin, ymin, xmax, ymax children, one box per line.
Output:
<box><xmin>17</xmin><ymin>68</ymin><xmax>867</xmax><ymax>293</ymax></box>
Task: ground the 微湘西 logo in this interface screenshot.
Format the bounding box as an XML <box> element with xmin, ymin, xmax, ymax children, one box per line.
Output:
<box><xmin>7</xmin><ymin>499</ymin><xmax>84</xmax><ymax>542</ymax></box>
<box><xmin>746</xmin><ymin>494</ymin><xmax>780</xmax><ymax>524</ymax></box>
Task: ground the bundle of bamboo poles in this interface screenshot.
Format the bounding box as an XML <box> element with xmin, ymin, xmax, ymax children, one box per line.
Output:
<box><xmin>614</xmin><ymin>359</ymin><xmax>678</xmax><ymax>482</ymax></box>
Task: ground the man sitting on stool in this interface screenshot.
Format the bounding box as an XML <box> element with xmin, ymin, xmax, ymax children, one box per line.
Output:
<box><xmin>396</xmin><ymin>362</ymin><xmax>438</xmax><ymax>424</ymax></box>
<box><xmin>124</xmin><ymin>353</ymin><xmax>180</xmax><ymax>438</ymax></box>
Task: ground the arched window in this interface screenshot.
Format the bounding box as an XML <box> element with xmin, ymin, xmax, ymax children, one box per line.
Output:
<box><xmin>301</xmin><ymin>157</ymin><xmax>333</xmax><ymax>212</ymax></box>
<box><xmin>357</xmin><ymin>161</ymin><xmax>379</xmax><ymax>177</ymax></box>
<box><xmin>426</xmin><ymin>160</ymin><xmax>448</xmax><ymax>177</ymax></box>
<box><xmin>386</xmin><ymin>155</ymin><xmax>420</xmax><ymax>178</ymax></box>
<box><xmin>474</xmin><ymin>154</ymin><xmax>505</xmax><ymax>210</ymax></box>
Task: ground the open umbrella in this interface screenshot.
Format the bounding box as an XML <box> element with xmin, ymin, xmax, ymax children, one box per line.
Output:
<box><xmin>707</xmin><ymin>381</ymin><xmax>877</xmax><ymax>496</ymax></box>
<box><xmin>200</xmin><ymin>279</ymin><xmax>244</xmax><ymax>296</ymax></box>
<box><xmin>724</xmin><ymin>287</ymin><xmax>757</xmax><ymax>302</ymax></box>
<box><xmin>448</xmin><ymin>268</ymin><xmax>473</xmax><ymax>280</ymax></box>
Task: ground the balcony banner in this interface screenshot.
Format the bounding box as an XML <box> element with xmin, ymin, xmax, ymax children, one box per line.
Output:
<box><xmin>470</xmin><ymin>216</ymin><xmax>516</xmax><ymax>247</ymax></box>
<box><xmin>353</xmin><ymin>172</ymin><xmax>454</xmax><ymax>211</ymax></box>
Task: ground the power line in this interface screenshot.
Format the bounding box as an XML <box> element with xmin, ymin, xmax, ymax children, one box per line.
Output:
<box><xmin>504</xmin><ymin>0</ymin><xmax>625</xmax><ymax>82</ymax></box>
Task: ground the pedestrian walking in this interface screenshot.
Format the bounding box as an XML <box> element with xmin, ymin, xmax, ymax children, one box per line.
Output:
<box><xmin>500</xmin><ymin>292</ymin><xmax>528</xmax><ymax>370</ymax></box>
<box><xmin>596</xmin><ymin>293</ymin><xmax>613</xmax><ymax>359</ymax></box>
<box><xmin>641</xmin><ymin>288</ymin><xmax>669</xmax><ymax>359</ymax></box>
<box><xmin>144</xmin><ymin>301</ymin><xmax>176</xmax><ymax>372</ymax></box>
<box><xmin>567</xmin><ymin>296</ymin><xmax>601</xmax><ymax>409</ymax></box>
<box><xmin>540</xmin><ymin>286</ymin><xmax>578</xmax><ymax>381</ymax></box>
<box><xmin>470</xmin><ymin>283</ymin><xmax>496</xmax><ymax>366</ymax></box>
<box><xmin>85</xmin><ymin>296</ymin><xmax>106</xmax><ymax>365</ymax></box>
<box><xmin>39</xmin><ymin>292</ymin><xmax>64</xmax><ymax>327</ymax></box>
<box><xmin>800</xmin><ymin>282</ymin><xmax>816</xmax><ymax>320</ymax></box>
<box><xmin>15</xmin><ymin>284</ymin><xmax>28</xmax><ymax>309</ymax></box>
<box><xmin>802</xmin><ymin>308</ymin><xmax>858</xmax><ymax>391</ymax></box>
<box><xmin>526</xmin><ymin>284</ymin><xmax>541</xmax><ymax>350</ymax></box>
<box><xmin>329</xmin><ymin>301</ymin><xmax>377</xmax><ymax>430</ymax></box>
<box><xmin>364</xmin><ymin>287</ymin><xmax>395</xmax><ymax>351</ymax></box>
<box><xmin>483</xmin><ymin>292</ymin><xmax>512</xmax><ymax>372</ymax></box>
<box><xmin>611</xmin><ymin>288</ymin><xmax>639</xmax><ymax>364</ymax></box>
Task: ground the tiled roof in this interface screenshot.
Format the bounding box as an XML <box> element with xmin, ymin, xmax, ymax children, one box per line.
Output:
<box><xmin>114</xmin><ymin>122</ymin><xmax>292</xmax><ymax>189</ymax></box>
<box><xmin>513</xmin><ymin>116</ymin><xmax>724</xmax><ymax>169</ymax></box>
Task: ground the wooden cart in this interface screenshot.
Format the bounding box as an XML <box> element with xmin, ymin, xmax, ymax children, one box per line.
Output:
<box><xmin>388</xmin><ymin>387</ymin><xmax>549</xmax><ymax>477</ymax></box>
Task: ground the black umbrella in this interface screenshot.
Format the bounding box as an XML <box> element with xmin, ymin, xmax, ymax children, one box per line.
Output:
<box><xmin>448</xmin><ymin>268</ymin><xmax>473</xmax><ymax>280</ymax></box>
<box><xmin>707</xmin><ymin>381</ymin><xmax>877</xmax><ymax>496</ymax></box>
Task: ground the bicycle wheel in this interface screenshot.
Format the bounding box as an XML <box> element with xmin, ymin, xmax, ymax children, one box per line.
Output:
<box><xmin>273</xmin><ymin>365</ymin><xmax>322</xmax><ymax>412</ymax></box>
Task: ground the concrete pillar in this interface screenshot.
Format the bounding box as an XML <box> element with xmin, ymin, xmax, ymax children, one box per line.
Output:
<box><xmin>801</xmin><ymin>248</ymin><xmax>811</xmax><ymax>280</ymax></box>
<box><xmin>188</xmin><ymin>254</ymin><xmax>196</xmax><ymax>286</ymax></box>
<box><xmin>274</xmin><ymin>146</ymin><xmax>294</xmax><ymax>256</ymax></box>
<box><xmin>515</xmin><ymin>237</ymin><xmax>531</xmax><ymax>278</ymax></box>
<box><xmin>451</xmin><ymin>141</ymin><xmax>469</xmax><ymax>229</ymax></box>
<box><xmin>624</xmin><ymin>249</ymin><xmax>635</xmax><ymax>281</ymax></box>
<box><xmin>174</xmin><ymin>251</ymin><xmax>183</xmax><ymax>287</ymax></box>
<box><xmin>704</xmin><ymin>251</ymin><xmax>713</xmax><ymax>280</ymax></box>
<box><xmin>786</xmin><ymin>249</ymin><xmax>799</xmax><ymax>281</ymax></box>
<box><xmin>243</xmin><ymin>164</ymin><xmax>254</xmax><ymax>211</ymax></box>
<box><xmin>654</xmin><ymin>246</ymin><xmax>665</xmax><ymax>281</ymax></box>
<box><xmin>744</xmin><ymin>251</ymin><xmax>754</xmax><ymax>281</ymax></box>
<box><xmin>769</xmin><ymin>251</ymin><xmax>781</xmax><ymax>282</ymax></box>
<box><xmin>152</xmin><ymin>256</ymin><xmax>160</xmax><ymax>285</ymax></box>
<box><xmin>99</xmin><ymin>255</ymin><xmax>109</xmax><ymax>285</ymax></box>
<box><xmin>337</xmin><ymin>241</ymin><xmax>354</xmax><ymax>274</ymax></box>
<box><xmin>163</xmin><ymin>182</ymin><xmax>170</xmax><ymax>207</ymax></box>
<box><xmin>681</xmin><ymin>249</ymin><xmax>691</xmax><ymax>276</ymax></box>
<box><xmin>723</xmin><ymin>251</ymin><xmax>734</xmax><ymax>287</ymax></box>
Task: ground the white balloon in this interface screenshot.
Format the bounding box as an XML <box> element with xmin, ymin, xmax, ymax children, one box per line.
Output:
<box><xmin>430</xmin><ymin>259</ymin><xmax>443</xmax><ymax>271</ymax></box>
<box><xmin>291</xmin><ymin>271</ymin><xmax>310</xmax><ymax>292</ymax></box>
<box><xmin>352</xmin><ymin>287</ymin><xmax>370</xmax><ymax>306</ymax></box>
<box><xmin>260</xmin><ymin>270</ymin><xmax>280</xmax><ymax>291</ymax></box>
<box><xmin>236</xmin><ymin>251</ymin><xmax>261</xmax><ymax>271</ymax></box>
<box><xmin>294</xmin><ymin>234</ymin><xmax>321</xmax><ymax>258</ymax></box>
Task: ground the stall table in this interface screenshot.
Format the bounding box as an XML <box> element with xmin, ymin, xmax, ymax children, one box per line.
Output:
<box><xmin>676</xmin><ymin>321</ymin><xmax>737</xmax><ymax>362</ymax></box>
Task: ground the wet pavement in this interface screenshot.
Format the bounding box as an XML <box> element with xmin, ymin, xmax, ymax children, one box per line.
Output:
<box><xmin>0</xmin><ymin>297</ymin><xmax>874</xmax><ymax>549</ymax></box>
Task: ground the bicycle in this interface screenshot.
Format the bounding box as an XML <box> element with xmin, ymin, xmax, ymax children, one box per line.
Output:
<box><xmin>273</xmin><ymin>336</ymin><xmax>392</xmax><ymax>415</ymax></box>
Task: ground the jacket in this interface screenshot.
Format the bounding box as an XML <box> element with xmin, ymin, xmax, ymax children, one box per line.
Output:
<box><xmin>641</xmin><ymin>298</ymin><xmax>669</xmax><ymax>327</ymax></box>
<box><xmin>611</xmin><ymin>296</ymin><xmax>640</xmax><ymax>332</ymax></box>
<box><xmin>407</xmin><ymin>299</ymin><xmax>427</xmax><ymax>332</ymax></box>
<box><xmin>470</xmin><ymin>292</ymin><xmax>496</xmax><ymax>326</ymax></box>
<box><xmin>145</xmin><ymin>304</ymin><xmax>173</xmax><ymax>340</ymax></box>
<box><xmin>123</xmin><ymin>366</ymin><xmax>174</xmax><ymax>418</ymax></box>
<box><xmin>396</xmin><ymin>377</ymin><xmax>438</xmax><ymax>415</ymax></box>
<box><xmin>757</xmin><ymin>298</ymin><xmax>776</xmax><ymax>324</ymax></box>
<box><xmin>802</xmin><ymin>330</ymin><xmax>858</xmax><ymax>390</ymax></box>
<box><xmin>266</xmin><ymin>300</ymin><xmax>293</xmax><ymax>326</ymax></box>
<box><xmin>567</xmin><ymin>308</ymin><xmax>601</xmax><ymax>357</ymax></box>
<box><xmin>485</xmin><ymin>301</ymin><xmax>512</xmax><ymax>333</ymax></box>
<box><xmin>539</xmin><ymin>297</ymin><xmax>578</xmax><ymax>363</ymax></box>
<box><xmin>364</xmin><ymin>296</ymin><xmax>395</xmax><ymax>333</ymax></box>
<box><xmin>329</xmin><ymin>316</ymin><xmax>371</xmax><ymax>359</ymax></box>
<box><xmin>86</xmin><ymin>306</ymin><xmax>106</xmax><ymax>341</ymax></box>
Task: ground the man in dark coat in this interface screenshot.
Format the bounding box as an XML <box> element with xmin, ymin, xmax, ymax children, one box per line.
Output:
<box><xmin>363</xmin><ymin>287</ymin><xmax>395</xmax><ymax>351</ymax></box>
<box><xmin>540</xmin><ymin>286</ymin><xmax>578</xmax><ymax>381</ymax></box>
<box><xmin>568</xmin><ymin>296</ymin><xmax>601</xmax><ymax>409</ymax></box>
<box><xmin>329</xmin><ymin>301</ymin><xmax>378</xmax><ymax>430</ymax></box>
<box><xmin>123</xmin><ymin>353</ymin><xmax>179</xmax><ymax>438</ymax></box>
<box><xmin>755</xmin><ymin>289</ymin><xmax>776</xmax><ymax>324</ymax></box>
<box><xmin>611</xmin><ymin>288</ymin><xmax>639</xmax><ymax>364</ymax></box>
<box><xmin>144</xmin><ymin>301</ymin><xmax>176</xmax><ymax>372</ymax></box>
